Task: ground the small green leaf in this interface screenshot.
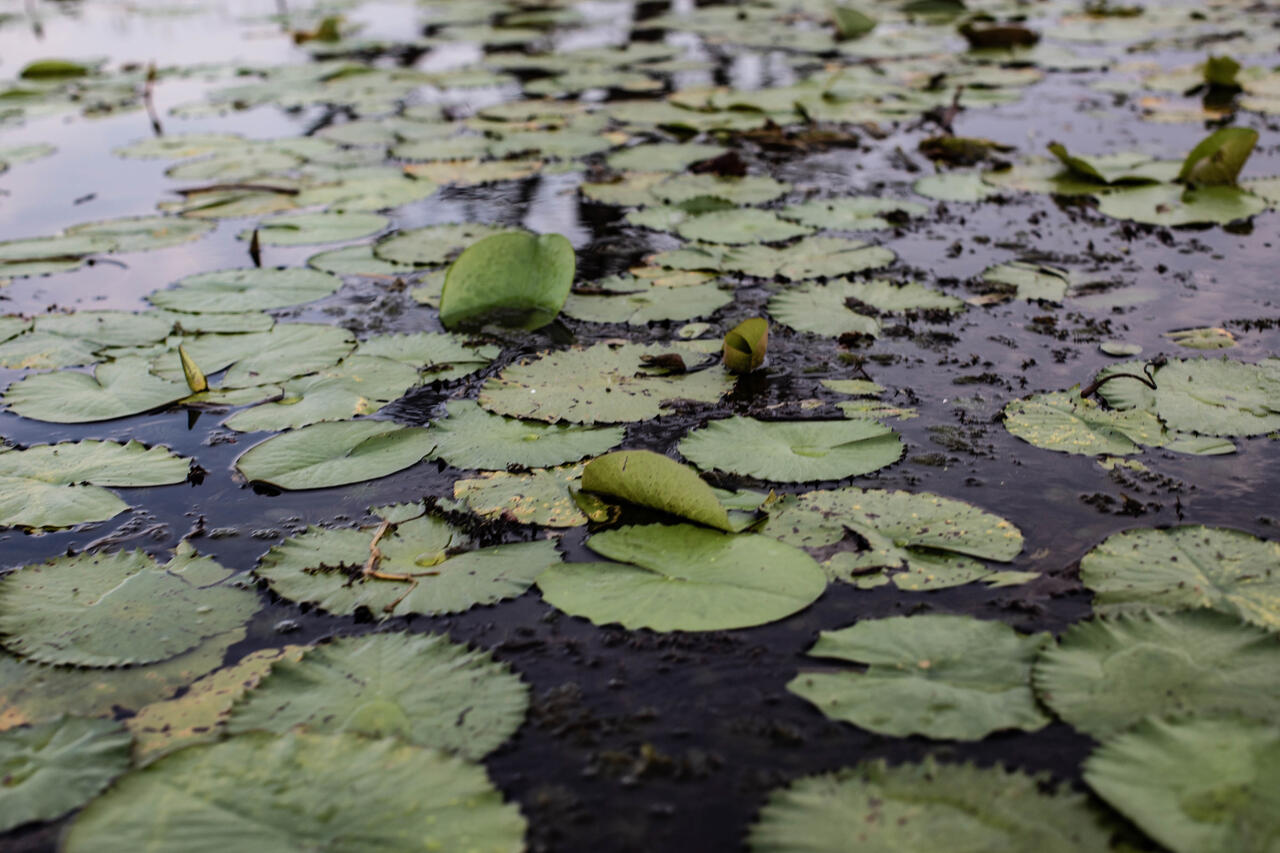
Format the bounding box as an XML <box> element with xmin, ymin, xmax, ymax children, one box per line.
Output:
<box><xmin>723</xmin><ymin>318</ymin><xmax>768</xmax><ymax>373</ymax></box>
<box><xmin>439</xmin><ymin>231</ymin><xmax>574</xmax><ymax>330</ymax></box>
<box><xmin>582</xmin><ymin>449</ymin><xmax>733</xmax><ymax>531</ymax></box>
<box><xmin>1179</xmin><ymin>127</ymin><xmax>1259</xmax><ymax>187</ymax></box>
<box><xmin>1203</xmin><ymin>55</ymin><xmax>1241</xmax><ymax>88</ymax></box>
<box><xmin>832</xmin><ymin>5</ymin><xmax>876</xmax><ymax>39</ymax></box>
<box><xmin>177</xmin><ymin>345</ymin><xmax>208</xmax><ymax>394</ymax></box>
<box><xmin>19</xmin><ymin>59</ymin><xmax>91</xmax><ymax>79</ymax></box>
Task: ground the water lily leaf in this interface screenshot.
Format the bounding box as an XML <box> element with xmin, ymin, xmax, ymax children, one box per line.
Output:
<box><xmin>4</xmin><ymin>357</ymin><xmax>190</xmax><ymax>423</ymax></box>
<box><xmin>307</xmin><ymin>244</ymin><xmax>415</xmax><ymax>278</ymax></box>
<box><xmin>0</xmin><ymin>544</ymin><xmax>258</xmax><ymax>667</ymax></box>
<box><xmin>0</xmin><ymin>331</ymin><xmax>99</xmax><ymax>370</ymax></box>
<box><xmin>537</xmin><ymin>523</ymin><xmax>826</xmax><ymax>631</ymax></box>
<box><xmin>750</xmin><ymin>759</ymin><xmax>1113</xmax><ymax>853</ymax></box>
<box><xmin>1046</xmin><ymin>143</ymin><xmax>1169</xmax><ymax>185</ymax></box>
<box><xmin>1153</xmin><ymin>358</ymin><xmax>1280</xmax><ymax>437</ymax></box>
<box><xmin>0</xmin><ymin>716</ymin><xmax>132</xmax><ymax>832</ymax></box>
<box><xmin>224</xmin><ymin>356</ymin><xmax>420</xmax><ymax>432</ymax></box>
<box><xmin>676</xmin><ymin>209</ymin><xmax>814</xmax><ymax>245</ymax></box>
<box><xmin>768</xmin><ymin>279</ymin><xmax>881</xmax><ymax>337</ymax></box>
<box><xmin>1080</xmin><ymin>526</ymin><xmax>1280</xmax><ymax>632</ymax></box>
<box><xmin>1179</xmin><ymin>127</ymin><xmax>1258</xmax><ymax>187</ymax></box>
<box><xmin>1003</xmin><ymin>389</ymin><xmax>1166</xmax><ymax>455</ymax></box>
<box><xmin>478</xmin><ymin>342</ymin><xmax>732</xmax><ymax>424</ymax></box>
<box><xmin>113</xmin><ymin>133</ymin><xmax>244</xmax><ymax>160</ymax></box>
<box><xmin>429</xmin><ymin>400</ymin><xmax>623</xmax><ymax>469</ymax></box>
<box><xmin>354</xmin><ymin>332</ymin><xmax>498</xmax><ymax>383</ymax></box>
<box><xmin>454</xmin><ymin>465</ymin><xmax>588</xmax><ymax>527</ymax></box>
<box><xmin>227</xmin><ymin>633</ymin><xmax>526</xmax><ymax>759</ymax></box>
<box><xmin>390</xmin><ymin>134</ymin><xmax>491</xmax><ymax>162</ymax></box>
<box><xmin>439</xmin><ymin>231</ymin><xmax>573</xmax><ymax>330</ymax></box>
<box><xmin>606</xmin><ymin>142</ymin><xmax>724</xmax><ymax>172</ymax></box>
<box><xmin>373</xmin><ymin>222</ymin><xmax>507</xmax><ymax>267</ymax></box>
<box><xmin>256</xmin><ymin>516</ymin><xmax>559</xmax><ymax>615</ymax></box>
<box><xmin>0</xmin><ymin>234</ymin><xmax>117</xmax><ymax>277</ymax></box>
<box><xmin>822</xmin><ymin>379</ymin><xmax>883</xmax><ymax>396</ymax></box>
<box><xmin>1035</xmin><ymin>610</ymin><xmax>1280</xmax><ymax>738</ymax></box>
<box><xmin>239</xmin><ymin>211</ymin><xmax>388</xmax><ymax>246</ymax></box>
<box><xmin>1165</xmin><ymin>327</ymin><xmax>1235</xmax><ymax>349</ymax></box>
<box><xmin>981</xmin><ymin>261</ymin><xmax>1070</xmax><ymax>302</ymax></box>
<box><xmin>1095</xmin><ymin>184</ymin><xmax>1266</xmax><ymax>226</ymax></box>
<box><xmin>779</xmin><ymin>197</ymin><xmax>925</xmax><ymax>230</ymax></box>
<box><xmin>581</xmin><ymin>171</ymin><xmax>668</xmax><ymax>205</ymax></box>
<box><xmin>789</xmin><ymin>615</ymin><xmax>1050</xmax><ymax>739</ymax></box>
<box><xmin>34</xmin><ymin>310</ymin><xmax>174</xmax><ymax>347</ymax></box>
<box><xmin>149</xmin><ymin>267</ymin><xmax>342</xmax><ymax>313</ymax></box>
<box><xmin>724</xmin><ymin>317</ymin><xmax>767</xmax><ymax>373</ymax></box>
<box><xmin>913</xmin><ymin>171</ymin><xmax>1001</xmax><ymax>202</ymax></box>
<box><xmin>582</xmin><ymin>449</ymin><xmax>733</xmax><ymax>531</ymax></box>
<box><xmin>680</xmin><ymin>416</ymin><xmax>902</xmax><ymax>483</ymax></box>
<box><xmin>65</xmin><ymin>216</ymin><xmax>214</xmax><ymax>253</ymax></box>
<box><xmin>236</xmin><ymin>420</ymin><xmax>435</xmax><ymax>490</ymax></box>
<box><xmin>832</xmin><ymin>5</ymin><xmax>876</xmax><ymax>39</ymax></box>
<box><xmin>563</xmin><ymin>278</ymin><xmax>730</xmax><ymax>325</ymax></box>
<box><xmin>19</xmin><ymin>59</ymin><xmax>91</xmax><ymax>79</ymax></box>
<box><xmin>772</xmin><ymin>237</ymin><xmax>896</xmax><ymax>281</ymax></box>
<box><xmin>160</xmin><ymin>323</ymin><xmax>355</xmax><ymax>388</ymax></box>
<box><xmin>63</xmin><ymin>732</ymin><xmax>527</xmax><ymax>853</ymax></box>
<box><xmin>404</xmin><ymin>157</ymin><xmax>543</xmax><ymax>186</ymax></box>
<box><xmin>652</xmin><ymin>174</ymin><xmax>789</xmax><ymax>206</ymax></box>
<box><xmin>293</xmin><ymin>175</ymin><xmax>439</xmax><ymax>212</ymax></box>
<box><xmin>842</xmin><ymin>279</ymin><xmax>964</xmax><ymax>313</ymax></box>
<box><xmin>1084</xmin><ymin>717</ymin><xmax>1280</xmax><ymax>853</ymax></box>
<box><xmin>167</xmin><ymin>148</ymin><xmax>304</xmax><ymax>181</ymax></box>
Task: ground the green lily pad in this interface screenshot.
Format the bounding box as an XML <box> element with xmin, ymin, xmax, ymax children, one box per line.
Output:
<box><xmin>373</xmin><ymin>222</ymin><xmax>507</xmax><ymax>267</ymax></box>
<box><xmin>63</xmin><ymin>732</ymin><xmax>527</xmax><ymax>853</ymax></box>
<box><xmin>537</xmin><ymin>523</ymin><xmax>826</xmax><ymax>632</ymax></box>
<box><xmin>428</xmin><ymin>400</ymin><xmax>623</xmax><ymax>470</ymax></box>
<box><xmin>19</xmin><ymin>59</ymin><xmax>92</xmax><ymax>79</ymax></box>
<box><xmin>1153</xmin><ymin>358</ymin><xmax>1280</xmax><ymax>437</ymax></box>
<box><xmin>652</xmin><ymin>174</ymin><xmax>789</xmax><ymax>206</ymax></box>
<box><xmin>606</xmin><ymin>142</ymin><xmax>724</xmax><ymax>172</ymax></box>
<box><xmin>1084</xmin><ymin>717</ymin><xmax>1280</xmax><ymax>853</ymax></box>
<box><xmin>227</xmin><ymin>633</ymin><xmax>526</xmax><ymax>759</ymax></box>
<box><xmin>1095</xmin><ymin>184</ymin><xmax>1267</xmax><ymax>226</ymax></box>
<box><xmin>0</xmin><ymin>234</ymin><xmax>117</xmax><ymax>277</ymax></box>
<box><xmin>439</xmin><ymin>231</ymin><xmax>574</xmax><ymax>330</ymax></box>
<box><xmin>166</xmin><ymin>148</ymin><xmax>303</xmax><ymax>181</ymax></box>
<box><xmin>768</xmin><ymin>280</ymin><xmax>881</xmax><ymax>338</ymax></box>
<box><xmin>0</xmin><ymin>331</ymin><xmax>99</xmax><ymax>370</ymax></box>
<box><xmin>1003</xmin><ymin>389</ymin><xmax>1167</xmax><ymax>455</ymax></box>
<box><xmin>34</xmin><ymin>310</ymin><xmax>174</xmax><ymax>347</ymax></box>
<box><xmin>235</xmin><ymin>420</ymin><xmax>436</xmax><ymax>490</ymax></box>
<box><xmin>1046</xmin><ymin>143</ymin><xmax>1172</xmax><ymax>185</ymax></box>
<box><xmin>159</xmin><ymin>323</ymin><xmax>355</xmax><ymax>388</ymax></box>
<box><xmin>750</xmin><ymin>760</ymin><xmax>1113</xmax><ymax>853</ymax></box>
<box><xmin>913</xmin><ymin>171</ymin><xmax>1001</xmax><ymax>202</ymax></box>
<box><xmin>841</xmin><ymin>278</ymin><xmax>964</xmax><ymax>313</ymax></box>
<box><xmin>65</xmin><ymin>216</ymin><xmax>214</xmax><ymax>253</ymax></box>
<box><xmin>789</xmin><ymin>615</ymin><xmax>1051</xmax><ymax>739</ymax></box>
<box><xmin>454</xmin><ymin>465</ymin><xmax>588</xmax><ymax>528</ymax></box>
<box><xmin>582</xmin><ymin>449</ymin><xmax>733</xmax><ymax>531</ymax></box>
<box><xmin>307</xmin><ymin>244</ymin><xmax>415</xmax><ymax>278</ymax></box>
<box><xmin>239</xmin><ymin>212</ymin><xmax>388</xmax><ymax>246</ymax></box>
<box><xmin>149</xmin><ymin>267</ymin><xmax>342</xmax><ymax>313</ymax></box>
<box><xmin>0</xmin><ymin>716</ymin><xmax>132</xmax><ymax>832</ymax></box>
<box><xmin>1080</xmin><ymin>526</ymin><xmax>1280</xmax><ymax>632</ymax></box>
<box><xmin>478</xmin><ymin>342</ymin><xmax>732</xmax><ymax>424</ymax></box>
<box><xmin>679</xmin><ymin>416</ymin><xmax>903</xmax><ymax>482</ymax></box>
<box><xmin>113</xmin><ymin>133</ymin><xmax>244</xmax><ymax>160</ymax></box>
<box><xmin>982</xmin><ymin>261</ymin><xmax>1071</xmax><ymax>303</ymax></box>
<box><xmin>4</xmin><ymin>357</ymin><xmax>190</xmax><ymax>423</ymax></box>
<box><xmin>779</xmin><ymin>197</ymin><xmax>926</xmax><ymax>230</ymax></box>
<box><xmin>354</xmin><ymin>332</ymin><xmax>498</xmax><ymax>383</ymax></box>
<box><xmin>294</xmin><ymin>176</ymin><xmax>439</xmax><ymax>212</ymax></box>
<box><xmin>1035</xmin><ymin>610</ymin><xmax>1280</xmax><ymax>738</ymax></box>
<box><xmin>256</xmin><ymin>516</ymin><xmax>559</xmax><ymax>615</ymax></box>
<box><xmin>675</xmin><ymin>210</ymin><xmax>814</xmax><ymax>245</ymax></box>
<box><xmin>223</xmin><ymin>356</ymin><xmax>420</xmax><ymax>432</ymax></box>
<box><xmin>0</xmin><ymin>543</ymin><xmax>259</xmax><ymax>667</ymax></box>
<box><xmin>562</xmin><ymin>279</ymin><xmax>731</xmax><ymax>324</ymax></box>
<box><xmin>1165</xmin><ymin>327</ymin><xmax>1236</xmax><ymax>350</ymax></box>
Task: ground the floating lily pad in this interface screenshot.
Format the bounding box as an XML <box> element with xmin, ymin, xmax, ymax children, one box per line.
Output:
<box><xmin>789</xmin><ymin>615</ymin><xmax>1050</xmax><ymax>739</ymax></box>
<box><xmin>256</xmin><ymin>516</ymin><xmax>559</xmax><ymax>615</ymax></box>
<box><xmin>0</xmin><ymin>543</ymin><xmax>259</xmax><ymax>667</ymax></box>
<box><xmin>440</xmin><ymin>231</ymin><xmax>573</xmax><ymax>330</ymax></box>
<box><xmin>750</xmin><ymin>760</ymin><xmax>1112</xmax><ymax>853</ymax></box>
<box><xmin>913</xmin><ymin>171</ymin><xmax>1001</xmax><ymax>202</ymax></box>
<box><xmin>0</xmin><ymin>331</ymin><xmax>98</xmax><ymax>370</ymax></box>
<box><xmin>582</xmin><ymin>450</ymin><xmax>733</xmax><ymax>531</ymax></box>
<box><xmin>680</xmin><ymin>416</ymin><xmax>903</xmax><ymax>483</ymax></box>
<box><xmin>429</xmin><ymin>400</ymin><xmax>623</xmax><ymax>470</ymax></box>
<box><xmin>34</xmin><ymin>310</ymin><xmax>174</xmax><ymax>347</ymax></box>
<box><xmin>537</xmin><ymin>523</ymin><xmax>826</xmax><ymax>632</ymax></box>
<box><xmin>227</xmin><ymin>633</ymin><xmax>527</xmax><ymax>759</ymax></box>
<box><xmin>652</xmin><ymin>174</ymin><xmax>789</xmax><ymax>206</ymax></box>
<box><xmin>478</xmin><ymin>342</ymin><xmax>732</xmax><ymax>424</ymax></box>
<box><xmin>768</xmin><ymin>280</ymin><xmax>881</xmax><ymax>338</ymax></box>
<box><xmin>1165</xmin><ymin>327</ymin><xmax>1235</xmax><ymax>350</ymax></box>
<box><xmin>235</xmin><ymin>420</ymin><xmax>435</xmax><ymax>490</ymax></box>
<box><xmin>1084</xmin><ymin>717</ymin><xmax>1280</xmax><ymax>853</ymax></box>
<box><xmin>240</xmin><ymin>212</ymin><xmax>389</xmax><ymax>247</ymax></box>
<box><xmin>161</xmin><ymin>323</ymin><xmax>355</xmax><ymax>388</ymax></box>
<box><xmin>294</xmin><ymin>175</ymin><xmax>439</xmax><ymax>212</ymax></box>
<box><xmin>842</xmin><ymin>278</ymin><xmax>964</xmax><ymax>313</ymax></box>
<box><xmin>149</xmin><ymin>267</ymin><xmax>342</xmax><ymax>313</ymax></box>
<box><xmin>373</xmin><ymin>222</ymin><xmax>507</xmax><ymax>267</ymax></box>
<box><xmin>982</xmin><ymin>262</ymin><xmax>1071</xmax><ymax>303</ymax></box>
<box><xmin>1080</xmin><ymin>526</ymin><xmax>1280</xmax><ymax>632</ymax></box>
<box><xmin>1153</xmin><ymin>358</ymin><xmax>1280</xmax><ymax>437</ymax></box>
<box><xmin>1096</xmin><ymin>184</ymin><xmax>1267</xmax><ymax>226</ymax></box>
<box><xmin>676</xmin><ymin>210</ymin><xmax>813</xmax><ymax>245</ymax></box>
<box><xmin>779</xmin><ymin>197</ymin><xmax>926</xmax><ymax>230</ymax></box>
<box><xmin>454</xmin><ymin>465</ymin><xmax>588</xmax><ymax>527</ymax></box>
<box><xmin>354</xmin><ymin>332</ymin><xmax>498</xmax><ymax>383</ymax></box>
<box><xmin>65</xmin><ymin>216</ymin><xmax>214</xmax><ymax>253</ymax></box>
<box><xmin>223</xmin><ymin>356</ymin><xmax>420</xmax><ymax>432</ymax></box>
<box><xmin>562</xmin><ymin>280</ymin><xmax>730</xmax><ymax>324</ymax></box>
<box><xmin>1035</xmin><ymin>610</ymin><xmax>1280</xmax><ymax>738</ymax></box>
<box><xmin>113</xmin><ymin>133</ymin><xmax>244</xmax><ymax>160</ymax></box>
<box><xmin>307</xmin><ymin>244</ymin><xmax>415</xmax><ymax>278</ymax></box>
<box><xmin>63</xmin><ymin>732</ymin><xmax>527</xmax><ymax>853</ymax></box>
<box><xmin>0</xmin><ymin>234</ymin><xmax>117</xmax><ymax>277</ymax></box>
<box><xmin>4</xmin><ymin>358</ymin><xmax>190</xmax><ymax>424</ymax></box>
<box><xmin>0</xmin><ymin>716</ymin><xmax>132</xmax><ymax>832</ymax></box>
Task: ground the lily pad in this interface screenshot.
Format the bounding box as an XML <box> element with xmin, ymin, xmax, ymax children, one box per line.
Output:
<box><xmin>679</xmin><ymin>416</ymin><xmax>903</xmax><ymax>482</ymax></box>
<box><xmin>1095</xmin><ymin>184</ymin><xmax>1266</xmax><ymax>226</ymax></box>
<box><xmin>1035</xmin><ymin>610</ymin><xmax>1280</xmax><ymax>738</ymax></box>
<box><xmin>1179</xmin><ymin>127</ymin><xmax>1258</xmax><ymax>187</ymax></box>
<box><xmin>1080</xmin><ymin>526</ymin><xmax>1280</xmax><ymax>632</ymax></box>
<box><xmin>913</xmin><ymin>171</ymin><xmax>1001</xmax><ymax>202</ymax></box>
<box><xmin>373</xmin><ymin>222</ymin><xmax>507</xmax><ymax>267</ymax></box>
<box><xmin>1003</xmin><ymin>389</ymin><xmax>1167</xmax><ymax>455</ymax></box>
<box><xmin>562</xmin><ymin>280</ymin><xmax>731</xmax><ymax>325</ymax></box>
<box><xmin>4</xmin><ymin>358</ymin><xmax>190</xmax><ymax>423</ymax></box>
<box><xmin>779</xmin><ymin>197</ymin><xmax>927</xmax><ymax>230</ymax></box>
<box><xmin>982</xmin><ymin>262</ymin><xmax>1071</xmax><ymax>303</ymax></box>
<box><xmin>160</xmin><ymin>323</ymin><xmax>355</xmax><ymax>388</ymax></box>
<box><xmin>537</xmin><ymin>523</ymin><xmax>826</xmax><ymax>632</ymax></box>
<box><xmin>582</xmin><ymin>449</ymin><xmax>733</xmax><ymax>531</ymax></box>
<box><xmin>478</xmin><ymin>342</ymin><xmax>732</xmax><ymax>424</ymax></box>
<box><xmin>454</xmin><ymin>465</ymin><xmax>588</xmax><ymax>527</ymax></box>
<box><xmin>65</xmin><ymin>216</ymin><xmax>214</xmax><ymax>253</ymax></box>
<box><xmin>0</xmin><ymin>716</ymin><xmax>132</xmax><ymax>832</ymax></box>
<box><xmin>675</xmin><ymin>210</ymin><xmax>813</xmax><ymax>245</ymax></box>
<box><xmin>0</xmin><ymin>234</ymin><xmax>117</xmax><ymax>277</ymax></box>
<box><xmin>235</xmin><ymin>420</ymin><xmax>436</xmax><ymax>490</ymax></box>
<box><xmin>149</xmin><ymin>267</ymin><xmax>342</xmax><ymax>313</ymax></box>
<box><xmin>439</xmin><ymin>231</ymin><xmax>574</xmax><ymax>330</ymax></box>
<box><xmin>1153</xmin><ymin>358</ymin><xmax>1280</xmax><ymax>437</ymax></box>
<box><xmin>841</xmin><ymin>278</ymin><xmax>964</xmax><ymax>313</ymax></box>
<box><xmin>227</xmin><ymin>633</ymin><xmax>526</xmax><ymax>759</ymax></box>
<box><xmin>428</xmin><ymin>400</ymin><xmax>623</xmax><ymax>470</ymax></box>
<box><xmin>789</xmin><ymin>615</ymin><xmax>1051</xmax><ymax>739</ymax></box>
<box><xmin>606</xmin><ymin>142</ymin><xmax>724</xmax><ymax>172</ymax></box>
<box><xmin>768</xmin><ymin>280</ymin><xmax>881</xmax><ymax>338</ymax></box>
<box><xmin>0</xmin><ymin>544</ymin><xmax>259</xmax><ymax>667</ymax></box>
<box><xmin>652</xmin><ymin>174</ymin><xmax>789</xmax><ymax>206</ymax></box>
<box><xmin>239</xmin><ymin>212</ymin><xmax>388</xmax><ymax>246</ymax></box>
<box><xmin>223</xmin><ymin>356</ymin><xmax>420</xmax><ymax>432</ymax></box>
<box><xmin>63</xmin><ymin>732</ymin><xmax>527</xmax><ymax>853</ymax></box>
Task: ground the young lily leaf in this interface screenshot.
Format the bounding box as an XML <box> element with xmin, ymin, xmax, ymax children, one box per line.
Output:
<box><xmin>1035</xmin><ymin>610</ymin><xmax>1280</xmax><ymax>738</ymax></box>
<box><xmin>63</xmin><ymin>732</ymin><xmax>527</xmax><ymax>853</ymax></box>
<box><xmin>227</xmin><ymin>633</ymin><xmax>527</xmax><ymax>759</ymax></box>
<box><xmin>831</xmin><ymin>5</ymin><xmax>876</xmax><ymax>39</ymax></box>
<box><xmin>789</xmin><ymin>615</ymin><xmax>1051</xmax><ymax>739</ymax></box>
<box><xmin>256</xmin><ymin>516</ymin><xmax>559</xmax><ymax>616</ymax></box>
<box><xmin>235</xmin><ymin>420</ymin><xmax>435</xmax><ymax>490</ymax></box>
<box><xmin>0</xmin><ymin>544</ymin><xmax>259</xmax><ymax>667</ymax></box>
<box><xmin>679</xmin><ymin>416</ymin><xmax>903</xmax><ymax>482</ymax></box>
<box><xmin>439</xmin><ymin>231</ymin><xmax>574</xmax><ymax>330</ymax></box>
<box><xmin>723</xmin><ymin>317</ymin><xmax>768</xmax><ymax>373</ymax></box>
<box><xmin>177</xmin><ymin>344</ymin><xmax>207</xmax><ymax>393</ymax></box>
<box><xmin>537</xmin><ymin>523</ymin><xmax>826</xmax><ymax>631</ymax></box>
<box><xmin>149</xmin><ymin>267</ymin><xmax>341</xmax><ymax>313</ymax></box>
<box><xmin>429</xmin><ymin>400</ymin><xmax>624</xmax><ymax>470</ymax></box>
<box><xmin>1203</xmin><ymin>55</ymin><xmax>1242</xmax><ymax>89</ymax></box>
<box><xmin>4</xmin><ymin>358</ymin><xmax>190</xmax><ymax>423</ymax></box>
<box><xmin>750</xmin><ymin>760</ymin><xmax>1113</xmax><ymax>853</ymax></box>
<box><xmin>1084</xmin><ymin>717</ymin><xmax>1280</xmax><ymax>853</ymax></box>
<box><xmin>1080</xmin><ymin>525</ymin><xmax>1280</xmax><ymax>632</ymax></box>
<box><xmin>0</xmin><ymin>717</ymin><xmax>132</xmax><ymax>832</ymax></box>
<box><xmin>581</xmin><ymin>449</ymin><xmax>733</xmax><ymax>531</ymax></box>
<box><xmin>19</xmin><ymin>59</ymin><xmax>92</xmax><ymax>79</ymax></box>
<box><xmin>1178</xmin><ymin>127</ymin><xmax>1258</xmax><ymax>186</ymax></box>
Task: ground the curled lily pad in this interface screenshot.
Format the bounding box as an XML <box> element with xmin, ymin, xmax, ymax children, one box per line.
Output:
<box><xmin>582</xmin><ymin>450</ymin><xmax>733</xmax><ymax>531</ymax></box>
<box><xmin>723</xmin><ymin>317</ymin><xmax>767</xmax><ymax>373</ymax></box>
<box><xmin>789</xmin><ymin>615</ymin><xmax>1051</xmax><ymax>739</ymax></box>
<box><xmin>227</xmin><ymin>633</ymin><xmax>527</xmax><ymax>759</ymax></box>
<box><xmin>537</xmin><ymin>523</ymin><xmax>826</xmax><ymax>632</ymax></box>
<box><xmin>439</xmin><ymin>231</ymin><xmax>574</xmax><ymax>330</ymax></box>
<box><xmin>675</xmin><ymin>210</ymin><xmax>814</xmax><ymax>245</ymax></box>
<box><xmin>235</xmin><ymin>420</ymin><xmax>435</xmax><ymax>490</ymax></box>
<box><xmin>679</xmin><ymin>416</ymin><xmax>903</xmax><ymax>483</ymax></box>
<box><xmin>1096</xmin><ymin>184</ymin><xmax>1266</xmax><ymax>226</ymax></box>
<box><xmin>428</xmin><ymin>400</ymin><xmax>624</xmax><ymax>470</ymax></box>
<box><xmin>223</xmin><ymin>356</ymin><xmax>420</xmax><ymax>432</ymax></box>
<box><xmin>1178</xmin><ymin>127</ymin><xmax>1258</xmax><ymax>187</ymax></box>
<box><xmin>149</xmin><ymin>267</ymin><xmax>342</xmax><ymax>313</ymax></box>
<box><xmin>63</xmin><ymin>732</ymin><xmax>527</xmax><ymax>853</ymax></box>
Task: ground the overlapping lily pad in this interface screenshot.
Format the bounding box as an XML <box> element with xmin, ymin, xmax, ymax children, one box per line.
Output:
<box><xmin>235</xmin><ymin>420</ymin><xmax>435</xmax><ymax>490</ymax></box>
<box><xmin>454</xmin><ymin>465</ymin><xmax>589</xmax><ymax>527</ymax></box>
<box><xmin>428</xmin><ymin>400</ymin><xmax>623</xmax><ymax>469</ymax></box>
<box><xmin>223</xmin><ymin>356</ymin><xmax>420</xmax><ymax>432</ymax></box>
<box><xmin>149</xmin><ymin>267</ymin><xmax>342</xmax><ymax>313</ymax></box>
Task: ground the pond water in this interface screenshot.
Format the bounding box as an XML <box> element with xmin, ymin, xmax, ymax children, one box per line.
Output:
<box><xmin>0</xmin><ymin>0</ymin><xmax>1278</xmax><ymax>850</ymax></box>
